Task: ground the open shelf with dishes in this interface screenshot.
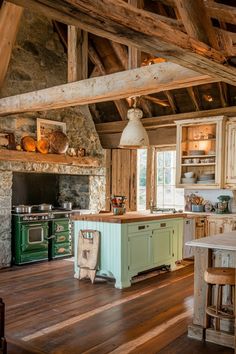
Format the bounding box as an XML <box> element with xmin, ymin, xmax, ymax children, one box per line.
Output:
<box><xmin>175</xmin><ymin>116</ymin><xmax>225</xmax><ymax>189</ymax></box>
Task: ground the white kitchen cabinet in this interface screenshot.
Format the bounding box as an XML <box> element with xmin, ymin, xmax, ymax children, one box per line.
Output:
<box><xmin>175</xmin><ymin>116</ymin><xmax>225</xmax><ymax>189</ymax></box>
<box><xmin>225</xmin><ymin>118</ymin><xmax>236</xmax><ymax>188</ymax></box>
<box><xmin>206</xmin><ymin>216</ymin><xmax>236</xmax><ymax>236</ymax></box>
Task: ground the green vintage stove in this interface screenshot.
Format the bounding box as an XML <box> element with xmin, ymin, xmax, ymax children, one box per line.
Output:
<box><xmin>12</xmin><ymin>210</ymin><xmax>72</xmax><ymax>265</ymax></box>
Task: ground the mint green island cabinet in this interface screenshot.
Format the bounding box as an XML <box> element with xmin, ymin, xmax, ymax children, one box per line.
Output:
<box><xmin>73</xmin><ymin>213</ymin><xmax>184</xmax><ymax>289</ymax></box>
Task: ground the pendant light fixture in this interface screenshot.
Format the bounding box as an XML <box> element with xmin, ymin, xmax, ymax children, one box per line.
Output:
<box><xmin>119</xmin><ymin>97</ymin><xmax>149</xmax><ymax>149</ymax></box>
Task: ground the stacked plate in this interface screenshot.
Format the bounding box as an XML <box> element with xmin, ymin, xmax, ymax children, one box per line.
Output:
<box><xmin>197</xmin><ymin>172</ymin><xmax>215</xmax><ymax>184</ymax></box>
<box><xmin>182</xmin><ymin>177</ymin><xmax>197</xmax><ymax>184</ymax></box>
<box><xmin>188</xmin><ymin>150</ymin><xmax>205</xmax><ymax>156</ymax></box>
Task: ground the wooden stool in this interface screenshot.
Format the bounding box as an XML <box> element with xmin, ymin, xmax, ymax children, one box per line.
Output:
<box><xmin>204</xmin><ymin>267</ymin><xmax>235</xmax><ymax>331</ymax></box>
<box><xmin>77</xmin><ymin>230</ymin><xmax>100</xmax><ymax>284</ymax></box>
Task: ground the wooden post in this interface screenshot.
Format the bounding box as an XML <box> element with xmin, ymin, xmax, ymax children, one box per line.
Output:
<box><xmin>0</xmin><ymin>1</ymin><xmax>23</xmax><ymax>88</ymax></box>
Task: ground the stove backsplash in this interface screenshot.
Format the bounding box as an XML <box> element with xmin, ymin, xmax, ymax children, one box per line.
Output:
<box><xmin>58</xmin><ymin>175</ymin><xmax>89</xmax><ymax>209</ymax></box>
<box><xmin>12</xmin><ymin>172</ymin><xmax>90</xmax><ymax>209</ymax></box>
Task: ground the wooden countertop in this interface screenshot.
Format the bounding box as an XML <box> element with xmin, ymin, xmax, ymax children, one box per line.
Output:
<box><xmin>71</xmin><ymin>211</ymin><xmax>185</xmax><ymax>224</ymax></box>
<box><xmin>186</xmin><ymin>232</ymin><xmax>236</xmax><ymax>251</ymax></box>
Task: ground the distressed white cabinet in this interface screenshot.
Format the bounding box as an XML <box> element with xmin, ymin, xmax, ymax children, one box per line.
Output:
<box><xmin>206</xmin><ymin>215</ymin><xmax>236</xmax><ymax>236</ymax></box>
<box><xmin>175</xmin><ymin>116</ymin><xmax>225</xmax><ymax>189</ymax></box>
<box><xmin>225</xmin><ymin>118</ymin><xmax>236</xmax><ymax>188</ymax></box>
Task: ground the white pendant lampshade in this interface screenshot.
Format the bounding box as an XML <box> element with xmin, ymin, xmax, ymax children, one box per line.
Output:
<box><xmin>119</xmin><ymin>107</ymin><xmax>149</xmax><ymax>149</ymax></box>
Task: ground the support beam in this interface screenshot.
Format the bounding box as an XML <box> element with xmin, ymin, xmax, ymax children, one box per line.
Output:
<box><xmin>7</xmin><ymin>0</ymin><xmax>236</xmax><ymax>85</ymax></box>
<box><xmin>77</xmin><ymin>29</ymin><xmax>88</xmax><ymax>80</ymax></box>
<box><xmin>139</xmin><ymin>98</ymin><xmax>153</xmax><ymax>118</ymax></box>
<box><xmin>96</xmin><ymin>106</ymin><xmax>236</xmax><ymax>134</ymax></box>
<box><xmin>164</xmin><ymin>90</ymin><xmax>178</xmax><ymax>113</ymax></box>
<box><xmin>174</xmin><ymin>0</ymin><xmax>220</xmax><ymax>50</ymax></box>
<box><xmin>218</xmin><ymin>82</ymin><xmax>229</xmax><ymax>108</ymax></box>
<box><xmin>143</xmin><ymin>95</ymin><xmax>170</xmax><ymax>108</ymax></box>
<box><xmin>67</xmin><ymin>25</ymin><xmax>78</xmax><ymax>82</ymax></box>
<box><xmin>109</xmin><ymin>41</ymin><xmax>128</xmax><ymax>70</ymax></box>
<box><xmin>205</xmin><ymin>1</ymin><xmax>236</xmax><ymax>26</ymax></box>
<box><xmin>0</xmin><ymin>62</ymin><xmax>217</xmax><ymax>116</ymax></box>
<box><xmin>0</xmin><ymin>1</ymin><xmax>23</xmax><ymax>88</ymax></box>
<box><xmin>67</xmin><ymin>26</ymin><xmax>88</xmax><ymax>81</ymax></box>
<box><xmin>187</xmin><ymin>87</ymin><xmax>201</xmax><ymax>111</ymax></box>
<box><xmin>128</xmin><ymin>0</ymin><xmax>142</xmax><ymax>69</ymax></box>
<box><xmin>88</xmin><ymin>42</ymin><xmax>129</xmax><ymax>120</ymax></box>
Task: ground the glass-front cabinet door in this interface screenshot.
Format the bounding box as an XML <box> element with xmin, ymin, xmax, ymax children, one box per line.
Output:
<box><xmin>175</xmin><ymin>116</ymin><xmax>225</xmax><ymax>189</ymax></box>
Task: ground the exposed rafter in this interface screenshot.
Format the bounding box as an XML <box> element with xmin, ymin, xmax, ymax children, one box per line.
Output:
<box><xmin>6</xmin><ymin>0</ymin><xmax>236</xmax><ymax>85</ymax></box>
<box><xmin>0</xmin><ymin>1</ymin><xmax>23</xmax><ymax>88</ymax></box>
<box><xmin>96</xmin><ymin>106</ymin><xmax>236</xmax><ymax>134</ymax></box>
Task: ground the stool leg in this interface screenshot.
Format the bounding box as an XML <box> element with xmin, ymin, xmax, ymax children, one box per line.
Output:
<box><xmin>215</xmin><ymin>284</ymin><xmax>222</xmax><ymax>331</ymax></box>
<box><xmin>205</xmin><ymin>283</ymin><xmax>212</xmax><ymax>328</ymax></box>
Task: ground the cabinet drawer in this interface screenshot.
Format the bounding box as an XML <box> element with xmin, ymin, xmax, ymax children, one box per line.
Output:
<box><xmin>128</xmin><ymin>223</ymin><xmax>151</xmax><ymax>234</ymax></box>
<box><xmin>53</xmin><ymin>219</ymin><xmax>70</xmax><ymax>233</ymax></box>
<box><xmin>54</xmin><ymin>242</ymin><xmax>71</xmax><ymax>256</ymax></box>
<box><xmin>54</xmin><ymin>232</ymin><xmax>70</xmax><ymax>244</ymax></box>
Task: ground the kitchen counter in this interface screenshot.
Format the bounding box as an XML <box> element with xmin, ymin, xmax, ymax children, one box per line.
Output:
<box><xmin>71</xmin><ymin>211</ymin><xmax>185</xmax><ymax>223</ymax></box>
<box><xmin>186</xmin><ymin>211</ymin><xmax>236</xmax><ymax>217</ymax></box>
<box><xmin>186</xmin><ymin>232</ymin><xmax>236</xmax><ymax>349</ymax></box>
<box><xmin>186</xmin><ymin>231</ymin><xmax>236</xmax><ymax>250</ymax></box>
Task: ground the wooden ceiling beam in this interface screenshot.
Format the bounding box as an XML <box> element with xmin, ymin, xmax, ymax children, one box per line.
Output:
<box><xmin>187</xmin><ymin>87</ymin><xmax>201</xmax><ymax>111</ymax></box>
<box><xmin>139</xmin><ymin>98</ymin><xmax>153</xmax><ymax>118</ymax></box>
<box><xmin>88</xmin><ymin>43</ymin><xmax>128</xmax><ymax>120</ymax></box>
<box><xmin>164</xmin><ymin>90</ymin><xmax>178</xmax><ymax>113</ymax></box>
<box><xmin>143</xmin><ymin>95</ymin><xmax>170</xmax><ymax>108</ymax></box>
<box><xmin>0</xmin><ymin>62</ymin><xmax>218</xmax><ymax>116</ymax></box>
<box><xmin>67</xmin><ymin>25</ymin><xmax>78</xmax><ymax>82</ymax></box>
<box><xmin>96</xmin><ymin>106</ymin><xmax>236</xmax><ymax>134</ymax></box>
<box><xmin>6</xmin><ymin>0</ymin><xmax>236</xmax><ymax>85</ymax></box>
<box><xmin>0</xmin><ymin>1</ymin><xmax>23</xmax><ymax>88</ymax></box>
<box><xmin>174</xmin><ymin>0</ymin><xmax>220</xmax><ymax>50</ymax></box>
<box><xmin>205</xmin><ymin>1</ymin><xmax>236</xmax><ymax>26</ymax></box>
<box><xmin>218</xmin><ymin>82</ymin><xmax>229</xmax><ymax>108</ymax></box>
<box><xmin>109</xmin><ymin>41</ymin><xmax>128</xmax><ymax>70</ymax></box>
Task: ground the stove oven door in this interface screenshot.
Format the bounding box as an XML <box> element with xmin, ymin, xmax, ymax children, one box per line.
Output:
<box><xmin>21</xmin><ymin>222</ymin><xmax>49</xmax><ymax>252</ymax></box>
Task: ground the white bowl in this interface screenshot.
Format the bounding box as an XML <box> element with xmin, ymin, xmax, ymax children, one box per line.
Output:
<box><xmin>184</xmin><ymin>171</ymin><xmax>194</xmax><ymax>178</ymax></box>
<box><xmin>182</xmin><ymin>177</ymin><xmax>197</xmax><ymax>184</ymax></box>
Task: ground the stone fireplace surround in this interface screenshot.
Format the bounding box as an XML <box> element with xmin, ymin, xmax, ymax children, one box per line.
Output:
<box><xmin>0</xmin><ymin>159</ymin><xmax>105</xmax><ymax>269</ymax></box>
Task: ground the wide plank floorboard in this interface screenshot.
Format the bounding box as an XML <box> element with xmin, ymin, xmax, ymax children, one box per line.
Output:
<box><xmin>0</xmin><ymin>260</ymin><xmax>233</xmax><ymax>354</ymax></box>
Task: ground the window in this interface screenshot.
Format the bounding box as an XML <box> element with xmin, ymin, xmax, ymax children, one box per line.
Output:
<box><xmin>137</xmin><ymin>149</ymin><xmax>184</xmax><ymax>211</ymax></box>
<box><xmin>137</xmin><ymin>149</ymin><xmax>147</xmax><ymax>210</ymax></box>
<box><xmin>156</xmin><ymin>150</ymin><xmax>184</xmax><ymax>210</ymax></box>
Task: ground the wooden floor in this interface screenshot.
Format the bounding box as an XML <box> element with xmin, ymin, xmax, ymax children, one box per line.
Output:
<box><xmin>0</xmin><ymin>260</ymin><xmax>233</xmax><ymax>354</ymax></box>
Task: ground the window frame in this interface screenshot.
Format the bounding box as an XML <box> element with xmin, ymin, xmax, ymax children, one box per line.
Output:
<box><xmin>154</xmin><ymin>147</ymin><xmax>184</xmax><ymax>210</ymax></box>
<box><xmin>137</xmin><ymin>145</ymin><xmax>184</xmax><ymax>211</ymax></box>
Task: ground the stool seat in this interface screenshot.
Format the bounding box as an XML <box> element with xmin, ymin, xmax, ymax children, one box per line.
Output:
<box><xmin>204</xmin><ymin>267</ymin><xmax>235</xmax><ymax>332</ymax></box>
<box><xmin>204</xmin><ymin>267</ymin><xmax>235</xmax><ymax>285</ymax></box>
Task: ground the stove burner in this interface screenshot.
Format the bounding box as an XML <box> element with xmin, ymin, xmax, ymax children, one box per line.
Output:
<box><xmin>12</xmin><ymin>209</ymin><xmax>71</xmax><ymax>222</ymax></box>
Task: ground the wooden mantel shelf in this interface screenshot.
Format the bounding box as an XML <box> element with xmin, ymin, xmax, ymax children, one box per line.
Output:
<box><xmin>0</xmin><ymin>149</ymin><xmax>100</xmax><ymax>167</ymax></box>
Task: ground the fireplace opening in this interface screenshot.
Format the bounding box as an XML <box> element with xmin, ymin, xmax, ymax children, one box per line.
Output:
<box><xmin>12</xmin><ymin>172</ymin><xmax>90</xmax><ymax>209</ymax></box>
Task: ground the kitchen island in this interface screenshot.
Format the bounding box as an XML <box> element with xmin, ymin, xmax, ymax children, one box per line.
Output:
<box><xmin>72</xmin><ymin>212</ymin><xmax>184</xmax><ymax>288</ymax></box>
<box><xmin>186</xmin><ymin>232</ymin><xmax>236</xmax><ymax>349</ymax></box>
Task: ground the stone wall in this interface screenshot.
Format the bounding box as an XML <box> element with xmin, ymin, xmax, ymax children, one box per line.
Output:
<box><xmin>0</xmin><ymin>11</ymin><xmax>106</xmax><ymax>268</ymax></box>
<box><xmin>0</xmin><ymin>172</ymin><xmax>12</xmax><ymax>268</ymax></box>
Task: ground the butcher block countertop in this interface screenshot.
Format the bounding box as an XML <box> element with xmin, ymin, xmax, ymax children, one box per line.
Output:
<box><xmin>71</xmin><ymin>211</ymin><xmax>185</xmax><ymax>224</ymax></box>
<box><xmin>186</xmin><ymin>231</ymin><xmax>236</xmax><ymax>251</ymax></box>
